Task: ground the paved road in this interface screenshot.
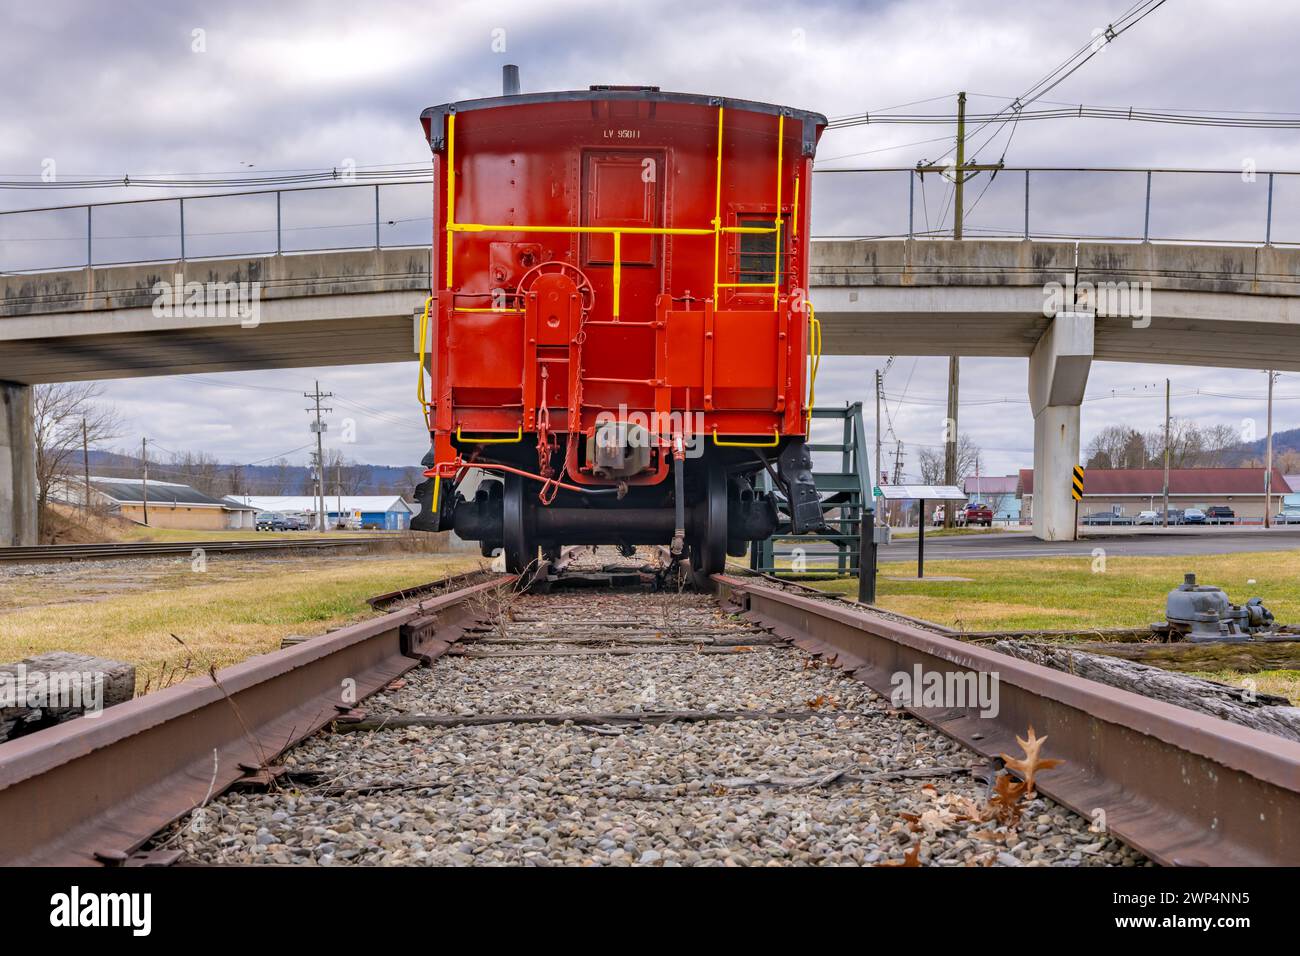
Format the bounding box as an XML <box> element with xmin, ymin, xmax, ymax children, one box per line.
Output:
<box><xmin>874</xmin><ymin>529</ymin><xmax>1300</xmax><ymax>561</ymax></box>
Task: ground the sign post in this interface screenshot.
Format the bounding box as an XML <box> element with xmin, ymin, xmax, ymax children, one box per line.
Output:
<box><xmin>874</xmin><ymin>485</ymin><xmax>967</xmax><ymax>582</ymax></box>
<box><xmin>1071</xmin><ymin>466</ymin><xmax>1085</xmax><ymax>540</ymax></box>
<box><xmin>858</xmin><ymin>501</ymin><xmax>877</xmax><ymax>604</ymax></box>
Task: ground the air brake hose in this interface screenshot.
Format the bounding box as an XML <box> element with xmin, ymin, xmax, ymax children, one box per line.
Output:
<box><xmin>671</xmin><ymin>434</ymin><xmax>686</xmax><ymax>556</ymax></box>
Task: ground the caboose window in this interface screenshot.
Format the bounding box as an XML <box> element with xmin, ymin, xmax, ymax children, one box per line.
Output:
<box><xmin>736</xmin><ymin>216</ymin><xmax>787</xmax><ymax>286</ymax></box>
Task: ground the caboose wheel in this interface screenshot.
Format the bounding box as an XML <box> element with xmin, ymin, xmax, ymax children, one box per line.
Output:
<box><xmin>688</xmin><ymin>463</ymin><xmax>728</xmax><ymax>587</ymax></box>
<box><xmin>502</xmin><ymin>473</ymin><xmax>537</xmax><ymax>574</ymax></box>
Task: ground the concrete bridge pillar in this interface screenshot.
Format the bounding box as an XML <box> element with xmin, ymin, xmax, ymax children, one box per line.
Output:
<box><xmin>0</xmin><ymin>382</ymin><xmax>37</xmax><ymax>546</ymax></box>
<box><xmin>1028</xmin><ymin>312</ymin><xmax>1093</xmax><ymax>541</ymax></box>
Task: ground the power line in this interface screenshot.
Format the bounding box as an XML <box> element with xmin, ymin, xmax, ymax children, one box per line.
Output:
<box><xmin>825</xmin><ymin>101</ymin><xmax>1300</xmax><ymax>131</ymax></box>
<box><xmin>832</xmin><ymin>2</ymin><xmax>1190</xmax><ymax>145</ymax></box>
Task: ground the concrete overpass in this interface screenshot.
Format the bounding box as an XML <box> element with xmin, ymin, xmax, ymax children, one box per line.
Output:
<box><xmin>3</xmin><ymin>239</ymin><xmax>1298</xmax><ymax>544</ymax></box>
<box><xmin>812</xmin><ymin>239</ymin><xmax>1300</xmax><ymax>370</ymax></box>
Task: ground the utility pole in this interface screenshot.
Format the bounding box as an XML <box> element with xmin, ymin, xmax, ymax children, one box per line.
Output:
<box><xmin>874</xmin><ymin>369</ymin><xmax>883</xmax><ymax>492</ymax></box>
<box><xmin>305</xmin><ymin>381</ymin><xmax>333</xmax><ymax>532</ymax></box>
<box><xmin>955</xmin><ymin>91</ymin><xmax>966</xmax><ymax>240</ymax></box>
<box><xmin>1161</xmin><ymin>379</ymin><xmax>1170</xmax><ymax>528</ymax></box>
<box><xmin>141</xmin><ymin>436</ymin><xmax>150</xmax><ymax>526</ymax></box>
<box><xmin>1265</xmin><ymin>369</ymin><xmax>1277</xmax><ymax>528</ymax></box>
<box><xmin>892</xmin><ymin>440</ymin><xmax>905</xmax><ymax>527</ymax></box>
<box><xmin>943</xmin><ymin>357</ymin><xmax>960</xmax><ymax>527</ymax></box>
<box><xmin>914</xmin><ymin>94</ymin><xmax>1004</xmax><ymax>241</ymax></box>
<box><xmin>914</xmin><ymin>94</ymin><xmax>1002</xmax><ymax>528</ymax></box>
<box><xmin>82</xmin><ymin>419</ymin><xmax>90</xmax><ymax>514</ymax></box>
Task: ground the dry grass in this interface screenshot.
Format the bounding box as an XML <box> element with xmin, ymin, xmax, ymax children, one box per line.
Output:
<box><xmin>0</xmin><ymin>555</ymin><xmax>481</xmax><ymax>693</ymax></box>
<box><xmin>1185</xmin><ymin>669</ymin><xmax>1300</xmax><ymax>704</ymax></box>
<box><xmin>810</xmin><ymin>549</ymin><xmax>1300</xmax><ymax>703</ymax></box>
<box><xmin>814</xmin><ymin>550</ymin><xmax>1300</xmax><ymax>631</ymax></box>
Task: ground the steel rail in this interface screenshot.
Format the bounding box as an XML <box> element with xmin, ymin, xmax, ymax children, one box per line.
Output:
<box><xmin>0</xmin><ymin>575</ymin><xmax>515</xmax><ymax>866</ymax></box>
<box><xmin>0</xmin><ymin>536</ymin><xmax>398</xmax><ymax>563</ymax></box>
<box><xmin>714</xmin><ymin>574</ymin><xmax>1300</xmax><ymax>867</ymax></box>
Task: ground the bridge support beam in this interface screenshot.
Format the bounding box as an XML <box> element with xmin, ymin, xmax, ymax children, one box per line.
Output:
<box><xmin>0</xmin><ymin>382</ymin><xmax>38</xmax><ymax>547</ymax></box>
<box><xmin>1029</xmin><ymin>312</ymin><xmax>1093</xmax><ymax>541</ymax></box>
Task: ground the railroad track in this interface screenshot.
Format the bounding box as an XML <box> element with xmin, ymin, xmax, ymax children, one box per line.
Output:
<box><xmin>0</xmin><ymin>536</ymin><xmax>399</xmax><ymax>563</ymax></box>
<box><xmin>0</xmin><ymin>560</ymin><xmax>1297</xmax><ymax>866</ymax></box>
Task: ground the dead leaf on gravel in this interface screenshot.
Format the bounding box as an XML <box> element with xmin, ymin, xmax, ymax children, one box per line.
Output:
<box><xmin>989</xmin><ymin>774</ymin><xmax>1029</xmax><ymax>826</ymax></box>
<box><xmin>1000</xmin><ymin>725</ymin><xmax>1064</xmax><ymax>797</ymax></box>
<box><xmin>805</xmin><ymin>694</ymin><xmax>840</xmax><ymax>710</ymax></box>
<box><xmin>876</xmin><ymin>844</ymin><xmax>921</xmax><ymax>868</ymax></box>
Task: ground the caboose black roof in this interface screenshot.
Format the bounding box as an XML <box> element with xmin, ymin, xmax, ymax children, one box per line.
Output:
<box><xmin>421</xmin><ymin>88</ymin><xmax>828</xmax><ymax>155</ymax></box>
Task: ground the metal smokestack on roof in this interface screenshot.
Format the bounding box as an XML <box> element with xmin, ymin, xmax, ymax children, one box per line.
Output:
<box><xmin>503</xmin><ymin>64</ymin><xmax>520</xmax><ymax>96</ymax></box>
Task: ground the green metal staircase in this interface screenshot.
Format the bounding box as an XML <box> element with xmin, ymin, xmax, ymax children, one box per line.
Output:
<box><xmin>750</xmin><ymin>402</ymin><xmax>874</xmax><ymax>576</ymax></box>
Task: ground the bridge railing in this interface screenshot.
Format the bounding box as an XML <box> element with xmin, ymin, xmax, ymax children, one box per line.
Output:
<box><xmin>0</xmin><ymin>179</ymin><xmax>435</xmax><ymax>274</ymax></box>
<box><xmin>1</xmin><ymin>167</ymin><xmax>1297</xmax><ymax>274</ymax></box>
<box><xmin>811</xmin><ymin>166</ymin><xmax>1300</xmax><ymax>246</ymax></box>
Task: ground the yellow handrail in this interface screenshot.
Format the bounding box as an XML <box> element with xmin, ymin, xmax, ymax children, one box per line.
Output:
<box><xmin>711</xmin><ymin>427</ymin><xmax>779</xmax><ymax>448</ymax></box>
<box><xmin>612</xmin><ymin>232</ymin><xmax>622</xmax><ymax>319</ymax></box>
<box><xmin>450</xmin><ymin>223</ymin><xmax>716</xmax><ymax>236</ymax></box>
<box><xmin>792</xmin><ymin>173</ymin><xmax>800</xmax><ymax>241</ymax></box>
<box><xmin>435</xmin><ymin>107</ymin><xmax>798</xmax><ymax>415</ymax></box>
<box><xmin>773</xmin><ymin>113</ymin><xmax>785</xmax><ymax>310</ymax></box>
<box><xmin>417</xmin><ymin>294</ymin><xmax>435</xmax><ymax>412</ymax></box>
<box><xmin>456</xmin><ymin>426</ymin><xmax>523</xmax><ymax>444</ymax></box>
<box><xmin>446</xmin><ymin>113</ymin><xmax>456</xmax><ymax>287</ymax></box>
<box><xmin>439</xmin><ymin>105</ymin><xmax>784</xmax><ymax>321</ymax></box>
<box><xmin>806</xmin><ymin>303</ymin><xmax>821</xmax><ymax>431</ymax></box>
<box><xmin>712</xmin><ymin>105</ymin><xmax>724</xmax><ymax>305</ymax></box>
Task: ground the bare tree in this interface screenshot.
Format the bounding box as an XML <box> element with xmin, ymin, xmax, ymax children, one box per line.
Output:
<box><xmin>1085</xmin><ymin>425</ymin><xmax>1148</xmax><ymax>469</ymax></box>
<box><xmin>223</xmin><ymin>464</ymin><xmax>247</xmax><ymax>497</ymax></box>
<box><xmin>268</xmin><ymin>458</ymin><xmax>295</xmax><ymax>494</ymax></box>
<box><xmin>165</xmin><ymin>450</ymin><xmax>222</xmax><ymax>496</ymax></box>
<box><xmin>917</xmin><ymin>435</ymin><xmax>982</xmax><ymax>486</ymax></box>
<box><xmin>1199</xmin><ymin>424</ymin><xmax>1242</xmax><ymax>467</ymax></box>
<box><xmin>32</xmin><ymin>383</ymin><xmax>123</xmax><ymax>531</ymax></box>
<box><xmin>324</xmin><ymin>449</ymin><xmax>371</xmax><ymax>495</ymax></box>
<box><xmin>1143</xmin><ymin>419</ymin><xmax>1243</xmax><ymax>469</ymax></box>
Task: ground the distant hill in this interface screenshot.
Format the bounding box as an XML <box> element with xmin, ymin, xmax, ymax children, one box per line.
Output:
<box><xmin>1223</xmin><ymin>427</ymin><xmax>1300</xmax><ymax>466</ymax></box>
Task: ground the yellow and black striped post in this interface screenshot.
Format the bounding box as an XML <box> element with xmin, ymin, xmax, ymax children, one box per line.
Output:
<box><xmin>1071</xmin><ymin>466</ymin><xmax>1085</xmax><ymax>539</ymax></box>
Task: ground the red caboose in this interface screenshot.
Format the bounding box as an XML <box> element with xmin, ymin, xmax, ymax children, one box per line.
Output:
<box><xmin>412</xmin><ymin>73</ymin><xmax>827</xmax><ymax>580</ymax></box>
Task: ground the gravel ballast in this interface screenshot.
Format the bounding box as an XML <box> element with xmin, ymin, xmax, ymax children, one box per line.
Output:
<box><xmin>159</xmin><ymin>587</ymin><xmax>1145</xmax><ymax>867</ymax></box>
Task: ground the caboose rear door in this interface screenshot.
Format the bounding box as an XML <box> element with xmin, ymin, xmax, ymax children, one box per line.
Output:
<box><xmin>578</xmin><ymin>149</ymin><xmax>665</xmax><ymax>413</ymax></box>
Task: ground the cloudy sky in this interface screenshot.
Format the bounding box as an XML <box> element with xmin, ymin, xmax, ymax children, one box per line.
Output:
<box><xmin>3</xmin><ymin>0</ymin><xmax>1298</xmax><ymax>479</ymax></box>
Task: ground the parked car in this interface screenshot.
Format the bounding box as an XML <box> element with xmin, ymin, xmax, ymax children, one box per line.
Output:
<box><xmin>1205</xmin><ymin>506</ymin><xmax>1235</xmax><ymax>525</ymax></box>
<box><xmin>255</xmin><ymin>512</ymin><xmax>290</xmax><ymax>531</ymax></box>
<box><xmin>963</xmin><ymin>502</ymin><xmax>994</xmax><ymax>527</ymax></box>
<box><xmin>1154</xmin><ymin>509</ymin><xmax>1185</xmax><ymax>526</ymax></box>
<box><xmin>1182</xmin><ymin>508</ymin><xmax>1207</xmax><ymax>525</ymax></box>
<box><xmin>1135</xmin><ymin>510</ymin><xmax>1159</xmax><ymax>525</ymax></box>
<box><xmin>1275</xmin><ymin>511</ymin><xmax>1300</xmax><ymax>525</ymax></box>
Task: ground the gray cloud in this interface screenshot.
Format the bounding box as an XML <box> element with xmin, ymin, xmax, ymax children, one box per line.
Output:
<box><xmin>3</xmin><ymin>0</ymin><xmax>1297</xmax><ymax>479</ymax></box>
